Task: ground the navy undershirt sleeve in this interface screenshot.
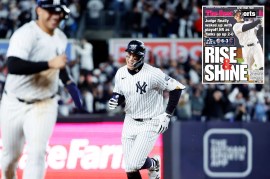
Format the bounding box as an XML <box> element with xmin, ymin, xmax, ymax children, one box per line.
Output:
<box><xmin>165</xmin><ymin>89</ymin><xmax>182</xmax><ymax>115</ymax></box>
<box><xmin>7</xmin><ymin>56</ymin><xmax>49</xmax><ymax>75</ymax></box>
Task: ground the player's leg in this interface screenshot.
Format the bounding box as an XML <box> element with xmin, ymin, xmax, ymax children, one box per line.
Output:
<box><xmin>241</xmin><ymin>47</ymin><xmax>251</xmax><ymax>71</ymax></box>
<box><xmin>122</xmin><ymin>116</ymin><xmax>141</xmax><ymax>179</ymax></box>
<box><xmin>126</xmin><ymin>171</ymin><xmax>142</xmax><ymax>179</ymax></box>
<box><xmin>253</xmin><ymin>43</ymin><xmax>264</xmax><ymax>69</ymax></box>
<box><xmin>126</xmin><ymin>119</ymin><xmax>161</xmax><ymax>179</ymax></box>
<box><xmin>126</xmin><ymin>130</ymin><xmax>159</xmax><ymax>172</ymax></box>
<box><xmin>22</xmin><ymin>98</ymin><xmax>58</xmax><ymax>179</ymax></box>
<box><xmin>241</xmin><ymin>47</ymin><xmax>253</xmax><ymax>80</ymax></box>
<box><xmin>147</xmin><ymin>155</ymin><xmax>161</xmax><ymax>179</ymax></box>
<box><xmin>0</xmin><ymin>95</ymin><xmax>26</xmax><ymax>179</ymax></box>
<box><xmin>250</xmin><ymin>58</ymin><xmax>255</xmax><ymax>70</ymax></box>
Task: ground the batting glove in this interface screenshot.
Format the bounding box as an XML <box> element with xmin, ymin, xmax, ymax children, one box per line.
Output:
<box><xmin>155</xmin><ymin>113</ymin><xmax>171</xmax><ymax>134</ymax></box>
<box><xmin>108</xmin><ymin>98</ymin><xmax>118</xmax><ymax>110</ymax></box>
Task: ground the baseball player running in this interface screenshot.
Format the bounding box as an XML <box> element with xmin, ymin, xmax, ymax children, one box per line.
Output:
<box><xmin>108</xmin><ymin>40</ymin><xmax>185</xmax><ymax>179</ymax></box>
<box><xmin>232</xmin><ymin>10</ymin><xmax>264</xmax><ymax>75</ymax></box>
<box><xmin>0</xmin><ymin>1</ymin><xmax>83</xmax><ymax>179</ymax></box>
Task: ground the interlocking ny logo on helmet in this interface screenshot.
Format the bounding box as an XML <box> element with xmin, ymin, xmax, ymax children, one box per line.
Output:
<box><xmin>233</xmin><ymin>9</ymin><xmax>243</xmax><ymax>18</ymax></box>
<box><xmin>129</xmin><ymin>44</ymin><xmax>137</xmax><ymax>50</ymax></box>
<box><xmin>125</xmin><ymin>40</ymin><xmax>146</xmax><ymax>69</ymax></box>
<box><xmin>125</xmin><ymin>40</ymin><xmax>145</xmax><ymax>56</ymax></box>
<box><xmin>37</xmin><ymin>0</ymin><xmax>70</xmax><ymax>19</ymax></box>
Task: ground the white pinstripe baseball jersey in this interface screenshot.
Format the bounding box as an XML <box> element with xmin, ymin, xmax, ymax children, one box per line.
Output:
<box><xmin>233</xmin><ymin>21</ymin><xmax>258</xmax><ymax>46</ymax></box>
<box><xmin>233</xmin><ymin>21</ymin><xmax>264</xmax><ymax>71</ymax></box>
<box><xmin>5</xmin><ymin>20</ymin><xmax>67</xmax><ymax>100</ymax></box>
<box><xmin>113</xmin><ymin>63</ymin><xmax>185</xmax><ymax>119</ymax></box>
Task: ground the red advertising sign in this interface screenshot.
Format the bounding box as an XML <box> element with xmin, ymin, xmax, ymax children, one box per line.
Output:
<box><xmin>0</xmin><ymin>122</ymin><xmax>163</xmax><ymax>179</ymax></box>
<box><xmin>109</xmin><ymin>38</ymin><xmax>202</xmax><ymax>64</ymax></box>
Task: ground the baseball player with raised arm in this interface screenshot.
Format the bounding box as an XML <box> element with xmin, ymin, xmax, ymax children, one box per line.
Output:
<box><xmin>232</xmin><ymin>10</ymin><xmax>264</xmax><ymax>75</ymax></box>
<box><xmin>108</xmin><ymin>40</ymin><xmax>185</xmax><ymax>179</ymax></box>
<box><xmin>0</xmin><ymin>1</ymin><xmax>83</xmax><ymax>179</ymax></box>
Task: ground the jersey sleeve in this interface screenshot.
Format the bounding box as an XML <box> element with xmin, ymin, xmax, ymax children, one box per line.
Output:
<box><xmin>112</xmin><ymin>70</ymin><xmax>123</xmax><ymax>95</ymax></box>
<box><xmin>154</xmin><ymin>68</ymin><xmax>186</xmax><ymax>91</ymax></box>
<box><xmin>6</xmin><ymin>27</ymin><xmax>34</xmax><ymax>60</ymax></box>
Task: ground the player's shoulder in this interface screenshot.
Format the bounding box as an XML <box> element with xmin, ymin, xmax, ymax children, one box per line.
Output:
<box><xmin>11</xmin><ymin>21</ymin><xmax>36</xmax><ymax>37</ymax></box>
<box><xmin>116</xmin><ymin>65</ymin><xmax>126</xmax><ymax>72</ymax></box>
<box><xmin>143</xmin><ymin>63</ymin><xmax>163</xmax><ymax>74</ymax></box>
<box><xmin>116</xmin><ymin>65</ymin><xmax>127</xmax><ymax>75</ymax></box>
<box><xmin>233</xmin><ymin>22</ymin><xmax>242</xmax><ymax>31</ymax></box>
<box><xmin>233</xmin><ymin>22</ymin><xmax>243</xmax><ymax>27</ymax></box>
<box><xmin>114</xmin><ymin>66</ymin><xmax>130</xmax><ymax>82</ymax></box>
<box><xmin>54</xmin><ymin>28</ymin><xmax>68</xmax><ymax>41</ymax></box>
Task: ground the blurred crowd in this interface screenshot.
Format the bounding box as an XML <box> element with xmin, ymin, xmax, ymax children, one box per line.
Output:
<box><xmin>0</xmin><ymin>0</ymin><xmax>84</xmax><ymax>38</ymax></box>
<box><xmin>1</xmin><ymin>0</ymin><xmax>269</xmax><ymax>39</ymax></box>
<box><xmin>0</xmin><ymin>0</ymin><xmax>269</xmax><ymax>122</ymax></box>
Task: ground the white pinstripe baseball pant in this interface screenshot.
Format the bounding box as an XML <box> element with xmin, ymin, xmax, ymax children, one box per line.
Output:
<box><xmin>0</xmin><ymin>93</ymin><xmax>58</xmax><ymax>179</ymax></box>
<box><xmin>121</xmin><ymin>115</ymin><xmax>160</xmax><ymax>172</ymax></box>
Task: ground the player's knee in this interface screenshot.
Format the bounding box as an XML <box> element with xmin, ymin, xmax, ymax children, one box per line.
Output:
<box><xmin>1</xmin><ymin>151</ymin><xmax>21</xmax><ymax>169</ymax></box>
<box><xmin>27</xmin><ymin>147</ymin><xmax>46</xmax><ymax>164</ymax></box>
<box><xmin>1</xmin><ymin>161</ymin><xmax>18</xmax><ymax>172</ymax></box>
<box><xmin>2</xmin><ymin>169</ymin><xmax>17</xmax><ymax>179</ymax></box>
<box><xmin>1</xmin><ymin>157</ymin><xmax>18</xmax><ymax>179</ymax></box>
<box><xmin>125</xmin><ymin>161</ymin><xmax>143</xmax><ymax>172</ymax></box>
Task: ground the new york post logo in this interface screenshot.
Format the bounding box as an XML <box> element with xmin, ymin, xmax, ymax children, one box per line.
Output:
<box><xmin>203</xmin><ymin>129</ymin><xmax>252</xmax><ymax>178</ymax></box>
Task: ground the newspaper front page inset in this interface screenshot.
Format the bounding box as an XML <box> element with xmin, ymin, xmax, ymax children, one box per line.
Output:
<box><xmin>202</xmin><ymin>6</ymin><xmax>264</xmax><ymax>84</ymax></box>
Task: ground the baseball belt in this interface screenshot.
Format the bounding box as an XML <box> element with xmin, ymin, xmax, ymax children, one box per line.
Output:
<box><xmin>133</xmin><ymin>118</ymin><xmax>152</xmax><ymax>122</ymax></box>
<box><xmin>4</xmin><ymin>90</ymin><xmax>55</xmax><ymax>104</ymax></box>
<box><xmin>241</xmin><ymin>41</ymin><xmax>259</xmax><ymax>47</ymax></box>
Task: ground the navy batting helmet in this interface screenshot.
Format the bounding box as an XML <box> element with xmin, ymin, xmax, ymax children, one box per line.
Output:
<box><xmin>125</xmin><ymin>40</ymin><xmax>146</xmax><ymax>69</ymax></box>
<box><xmin>37</xmin><ymin>0</ymin><xmax>70</xmax><ymax>19</ymax></box>
<box><xmin>233</xmin><ymin>9</ymin><xmax>243</xmax><ymax>18</ymax></box>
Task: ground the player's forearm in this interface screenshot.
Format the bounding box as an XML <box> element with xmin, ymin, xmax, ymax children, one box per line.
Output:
<box><xmin>256</xmin><ymin>25</ymin><xmax>263</xmax><ymax>36</ymax></box>
<box><xmin>165</xmin><ymin>89</ymin><xmax>182</xmax><ymax>115</ymax></box>
<box><xmin>111</xmin><ymin>92</ymin><xmax>125</xmax><ymax>105</ymax></box>
<box><xmin>59</xmin><ymin>68</ymin><xmax>72</xmax><ymax>85</ymax></box>
<box><xmin>59</xmin><ymin>68</ymin><xmax>83</xmax><ymax>109</ymax></box>
<box><xmin>242</xmin><ymin>19</ymin><xmax>261</xmax><ymax>32</ymax></box>
<box><xmin>7</xmin><ymin>56</ymin><xmax>49</xmax><ymax>75</ymax></box>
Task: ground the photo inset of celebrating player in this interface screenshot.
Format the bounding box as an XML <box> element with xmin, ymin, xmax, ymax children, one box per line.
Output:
<box><xmin>232</xmin><ymin>10</ymin><xmax>264</xmax><ymax>77</ymax></box>
<box><xmin>108</xmin><ymin>40</ymin><xmax>185</xmax><ymax>179</ymax></box>
<box><xmin>0</xmin><ymin>0</ymin><xmax>83</xmax><ymax>179</ymax></box>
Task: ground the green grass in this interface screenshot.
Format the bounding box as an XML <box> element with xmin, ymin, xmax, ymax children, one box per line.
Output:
<box><xmin>235</xmin><ymin>58</ymin><xmax>244</xmax><ymax>63</ymax></box>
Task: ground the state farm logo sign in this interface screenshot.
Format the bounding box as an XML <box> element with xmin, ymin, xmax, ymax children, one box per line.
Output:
<box><xmin>203</xmin><ymin>129</ymin><xmax>252</xmax><ymax>178</ymax></box>
<box><xmin>0</xmin><ymin>139</ymin><xmax>124</xmax><ymax>170</ymax></box>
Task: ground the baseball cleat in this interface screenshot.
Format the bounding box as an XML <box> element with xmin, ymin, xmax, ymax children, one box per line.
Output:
<box><xmin>148</xmin><ymin>155</ymin><xmax>160</xmax><ymax>179</ymax></box>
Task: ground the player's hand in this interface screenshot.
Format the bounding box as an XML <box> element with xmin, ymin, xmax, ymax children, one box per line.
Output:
<box><xmin>48</xmin><ymin>54</ymin><xmax>67</xmax><ymax>69</ymax></box>
<box><xmin>154</xmin><ymin>113</ymin><xmax>171</xmax><ymax>134</ymax></box>
<box><xmin>108</xmin><ymin>98</ymin><xmax>118</xmax><ymax>110</ymax></box>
